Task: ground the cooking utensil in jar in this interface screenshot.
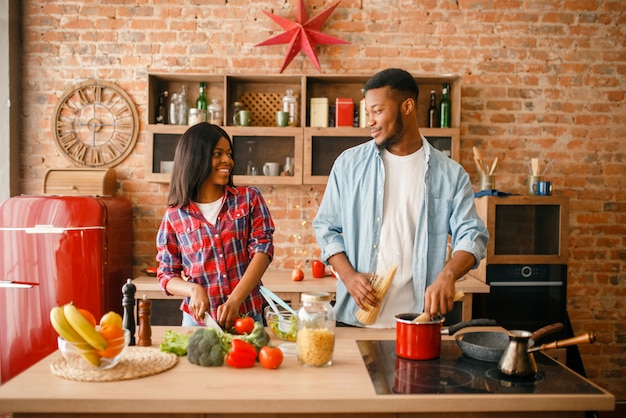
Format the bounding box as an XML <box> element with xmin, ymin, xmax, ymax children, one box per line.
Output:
<box><xmin>411</xmin><ymin>290</ymin><xmax>465</xmax><ymax>323</ymax></box>
<box><xmin>489</xmin><ymin>157</ymin><xmax>498</xmax><ymax>175</ymax></box>
<box><xmin>395</xmin><ymin>316</ymin><xmax>497</xmax><ymax>361</ymax></box>
<box><xmin>455</xmin><ymin>322</ymin><xmax>564</xmax><ymax>363</ymax></box>
<box><xmin>259</xmin><ymin>286</ymin><xmax>297</xmax><ymax>316</ymax></box>
<box><xmin>498</xmin><ymin>331</ymin><xmax>595</xmax><ymax>378</ymax></box>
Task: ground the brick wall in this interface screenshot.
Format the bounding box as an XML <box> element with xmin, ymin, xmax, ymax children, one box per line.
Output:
<box><xmin>16</xmin><ymin>0</ymin><xmax>626</xmax><ymax>399</ymax></box>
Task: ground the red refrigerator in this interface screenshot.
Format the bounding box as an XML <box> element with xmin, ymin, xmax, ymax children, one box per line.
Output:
<box><xmin>0</xmin><ymin>195</ymin><xmax>132</xmax><ymax>384</ymax></box>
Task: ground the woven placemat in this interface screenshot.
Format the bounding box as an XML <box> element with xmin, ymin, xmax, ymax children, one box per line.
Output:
<box><xmin>50</xmin><ymin>346</ymin><xmax>178</xmax><ymax>382</ymax></box>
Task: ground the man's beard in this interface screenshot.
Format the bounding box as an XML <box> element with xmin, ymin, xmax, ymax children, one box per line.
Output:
<box><xmin>377</xmin><ymin>110</ymin><xmax>404</xmax><ymax>149</ymax></box>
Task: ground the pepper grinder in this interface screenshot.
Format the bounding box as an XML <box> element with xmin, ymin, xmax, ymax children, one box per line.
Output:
<box><xmin>122</xmin><ymin>278</ymin><xmax>136</xmax><ymax>346</ymax></box>
<box><xmin>137</xmin><ymin>295</ymin><xmax>152</xmax><ymax>347</ymax></box>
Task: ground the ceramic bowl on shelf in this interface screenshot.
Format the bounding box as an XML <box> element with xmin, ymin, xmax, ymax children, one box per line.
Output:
<box><xmin>264</xmin><ymin>306</ymin><xmax>297</xmax><ymax>342</ymax></box>
<box><xmin>57</xmin><ymin>328</ymin><xmax>130</xmax><ymax>370</ymax></box>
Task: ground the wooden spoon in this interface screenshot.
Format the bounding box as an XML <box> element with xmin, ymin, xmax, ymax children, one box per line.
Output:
<box><xmin>531</xmin><ymin>158</ymin><xmax>539</xmax><ymax>176</ymax></box>
<box><xmin>412</xmin><ymin>291</ymin><xmax>465</xmax><ymax>323</ymax></box>
<box><xmin>489</xmin><ymin>157</ymin><xmax>498</xmax><ymax>175</ymax></box>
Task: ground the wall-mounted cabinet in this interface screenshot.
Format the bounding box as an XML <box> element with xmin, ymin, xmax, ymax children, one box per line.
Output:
<box><xmin>146</xmin><ymin>73</ymin><xmax>461</xmax><ymax>185</ymax></box>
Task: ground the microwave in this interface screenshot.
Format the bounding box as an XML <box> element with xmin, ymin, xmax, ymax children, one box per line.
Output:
<box><xmin>467</xmin><ymin>195</ymin><xmax>569</xmax><ymax>282</ymax></box>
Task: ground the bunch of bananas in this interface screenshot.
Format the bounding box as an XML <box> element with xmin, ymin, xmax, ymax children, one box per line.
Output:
<box><xmin>50</xmin><ymin>303</ymin><xmax>109</xmax><ymax>367</ymax></box>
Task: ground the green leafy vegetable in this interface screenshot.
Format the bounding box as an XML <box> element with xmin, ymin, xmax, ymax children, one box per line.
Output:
<box><xmin>159</xmin><ymin>330</ymin><xmax>190</xmax><ymax>356</ymax></box>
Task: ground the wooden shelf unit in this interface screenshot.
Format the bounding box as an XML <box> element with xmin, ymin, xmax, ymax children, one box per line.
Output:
<box><xmin>146</xmin><ymin>73</ymin><xmax>461</xmax><ymax>185</ymax></box>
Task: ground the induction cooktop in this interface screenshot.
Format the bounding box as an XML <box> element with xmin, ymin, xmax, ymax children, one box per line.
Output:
<box><xmin>357</xmin><ymin>340</ymin><xmax>604</xmax><ymax>395</ymax></box>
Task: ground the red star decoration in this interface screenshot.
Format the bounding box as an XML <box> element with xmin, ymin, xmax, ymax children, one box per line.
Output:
<box><xmin>255</xmin><ymin>0</ymin><xmax>350</xmax><ymax>73</ymax></box>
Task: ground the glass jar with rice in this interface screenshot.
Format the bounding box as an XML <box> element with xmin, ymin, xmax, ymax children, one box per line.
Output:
<box><xmin>296</xmin><ymin>292</ymin><xmax>335</xmax><ymax>367</ymax></box>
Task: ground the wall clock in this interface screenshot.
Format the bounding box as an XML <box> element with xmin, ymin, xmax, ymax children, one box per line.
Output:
<box><xmin>52</xmin><ymin>80</ymin><xmax>139</xmax><ymax>168</ymax></box>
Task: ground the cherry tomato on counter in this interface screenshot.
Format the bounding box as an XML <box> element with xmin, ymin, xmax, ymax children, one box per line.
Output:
<box><xmin>259</xmin><ymin>346</ymin><xmax>284</xmax><ymax>369</ymax></box>
<box><xmin>234</xmin><ymin>316</ymin><xmax>255</xmax><ymax>335</ymax></box>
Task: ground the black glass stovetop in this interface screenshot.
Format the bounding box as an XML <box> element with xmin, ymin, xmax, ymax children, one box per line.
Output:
<box><xmin>357</xmin><ymin>340</ymin><xmax>604</xmax><ymax>395</ymax></box>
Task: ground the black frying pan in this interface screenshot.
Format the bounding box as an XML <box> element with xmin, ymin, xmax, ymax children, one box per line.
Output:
<box><xmin>455</xmin><ymin>323</ymin><xmax>564</xmax><ymax>363</ymax></box>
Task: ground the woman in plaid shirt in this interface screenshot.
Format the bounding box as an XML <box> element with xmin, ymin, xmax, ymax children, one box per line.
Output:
<box><xmin>156</xmin><ymin>123</ymin><xmax>275</xmax><ymax>330</ymax></box>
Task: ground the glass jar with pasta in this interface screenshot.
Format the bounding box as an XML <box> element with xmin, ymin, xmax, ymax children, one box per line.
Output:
<box><xmin>296</xmin><ymin>292</ymin><xmax>335</xmax><ymax>367</ymax></box>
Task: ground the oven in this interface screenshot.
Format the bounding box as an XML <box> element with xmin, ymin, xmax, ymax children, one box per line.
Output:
<box><xmin>473</xmin><ymin>264</ymin><xmax>568</xmax><ymax>340</ymax></box>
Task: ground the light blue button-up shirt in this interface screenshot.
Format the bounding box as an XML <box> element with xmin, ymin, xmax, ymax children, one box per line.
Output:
<box><xmin>312</xmin><ymin>137</ymin><xmax>488</xmax><ymax>326</ymax></box>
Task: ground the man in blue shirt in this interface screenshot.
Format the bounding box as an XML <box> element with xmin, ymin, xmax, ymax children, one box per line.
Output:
<box><xmin>313</xmin><ymin>68</ymin><xmax>488</xmax><ymax>327</ymax></box>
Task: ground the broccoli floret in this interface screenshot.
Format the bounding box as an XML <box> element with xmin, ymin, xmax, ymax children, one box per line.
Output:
<box><xmin>187</xmin><ymin>328</ymin><xmax>225</xmax><ymax>367</ymax></box>
<box><xmin>223</xmin><ymin>321</ymin><xmax>270</xmax><ymax>352</ymax></box>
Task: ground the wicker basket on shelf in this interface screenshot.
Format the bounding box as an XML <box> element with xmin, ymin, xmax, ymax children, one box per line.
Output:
<box><xmin>239</xmin><ymin>92</ymin><xmax>298</xmax><ymax>127</ymax></box>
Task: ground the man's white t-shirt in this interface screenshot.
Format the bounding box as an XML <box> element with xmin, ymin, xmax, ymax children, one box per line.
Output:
<box><xmin>371</xmin><ymin>146</ymin><xmax>425</xmax><ymax>328</ymax></box>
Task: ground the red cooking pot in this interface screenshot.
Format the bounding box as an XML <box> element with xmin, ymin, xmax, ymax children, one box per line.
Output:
<box><xmin>395</xmin><ymin>314</ymin><xmax>497</xmax><ymax>361</ymax></box>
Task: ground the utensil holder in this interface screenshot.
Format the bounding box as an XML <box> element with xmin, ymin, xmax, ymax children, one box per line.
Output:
<box><xmin>479</xmin><ymin>175</ymin><xmax>495</xmax><ymax>191</ymax></box>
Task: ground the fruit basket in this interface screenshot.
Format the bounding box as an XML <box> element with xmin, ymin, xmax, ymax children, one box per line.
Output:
<box><xmin>58</xmin><ymin>328</ymin><xmax>130</xmax><ymax>370</ymax></box>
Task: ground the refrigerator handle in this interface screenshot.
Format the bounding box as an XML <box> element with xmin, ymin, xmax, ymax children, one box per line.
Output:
<box><xmin>25</xmin><ymin>224</ymin><xmax>66</xmax><ymax>234</ymax></box>
<box><xmin>22</xmin><ymin>225</ymin><xmax>106</xmax><ymax>234</ymax></box>
<box><xmin>0</xmin><ymin>281</ymin><xmax>39</xmax><ymax>289</ymax></box>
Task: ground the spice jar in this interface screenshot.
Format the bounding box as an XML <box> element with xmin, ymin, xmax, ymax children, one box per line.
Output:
<box><xmin>296</xmin><ymin>292</ymin><xmax>335</xmax><ymax>367</ymax></box>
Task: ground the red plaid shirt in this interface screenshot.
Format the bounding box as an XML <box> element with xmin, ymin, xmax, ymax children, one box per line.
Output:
<box><xmin>156</xmin><ymin>185</ymin><xmax>274</xmax><ymax>320</ymax></box>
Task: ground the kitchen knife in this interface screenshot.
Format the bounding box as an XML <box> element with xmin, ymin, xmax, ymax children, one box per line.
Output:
<box><xmin>203</xmin><ymin>312</ymin><xmax>223</xmax><ymax>332</ymax></box>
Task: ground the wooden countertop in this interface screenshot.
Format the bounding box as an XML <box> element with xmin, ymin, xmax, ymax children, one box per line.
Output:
<box><xmin>132</xmin><ymin>270</ymin><xmax>489</xmax><ymax>299</ymax></box>
<box><xmin>0</xmin><ymin>326</ymin><xmax>614</xmax><ymax>418</ymax></box>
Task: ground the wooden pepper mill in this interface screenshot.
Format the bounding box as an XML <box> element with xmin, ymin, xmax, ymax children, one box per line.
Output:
<box><xmin>138</xmin><ymin>295</ymin><xmax>152</xmax><ymax>347</ymax></box>
<box><xmin>122</xmin><ymin>278</ymin><xmax>136</xmax><ymax>346</ymax></box>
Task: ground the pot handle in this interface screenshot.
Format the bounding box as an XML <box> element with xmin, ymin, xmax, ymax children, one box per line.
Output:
<box><xmin>528</xmin><ymin>332</ymin><xmax>596</xmax><ymax>353</ymax></box>
<box><xmin>530</xmin><ymin>322</ymin><xmax>564</xmax><ymax>343</ymax></box>
<box><xmin>442</xmin><ymin>318</ymin><xmax>498</xmax><ymax>336</ymax></box>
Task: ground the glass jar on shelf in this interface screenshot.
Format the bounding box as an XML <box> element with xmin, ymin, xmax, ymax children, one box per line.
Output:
<box><xmin>188</xmin><ymin>108</ymin><xmax>206</xmax><ymax>126</ymax></box>
<box><xmin>208</xmin><ymin>98</ymin><xmax>223</xmax><ymax>125</ymax></box>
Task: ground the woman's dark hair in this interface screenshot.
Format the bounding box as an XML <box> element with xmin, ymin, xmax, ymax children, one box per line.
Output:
<box><xmin>167</xmin><ymin>122</ymin><xmax>235</xmax><ymax>207</ymax></box>
<box><xmin>363</xmin><ymin>68</ymin><xmax>419</xmax><ymax>102</ymax></box>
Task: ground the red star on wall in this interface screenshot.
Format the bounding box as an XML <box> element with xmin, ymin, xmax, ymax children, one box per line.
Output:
<box><xmin>255</xmin><ymin>0</ymin><xmax>350</xmax><ymax>73</ymax></box>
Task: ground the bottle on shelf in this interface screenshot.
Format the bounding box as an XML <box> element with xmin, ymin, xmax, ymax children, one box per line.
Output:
<box><xmin>169</xmin><ymin>93</ymin><xmax>180</xmax><ymax>125</ymax></box>
<box><xmin>282</xmin><ymin>89</ymin><xmax>298</xmax><ymax>127</ymax></box>
<box><xmin>439</xmin><ymin>83</ymin><xmax>451</xmax><ymax>128</ymax></box>
<box><xmin>178</xmin><ymin>85</ymin><xmax>188</xmax><ymax>125</ymax></box>
<box><xmin>428</xmin><ymin>90</ymin><xmax>438</xmax><ymax>128</ymax></box>
<box><xmin>156</xmin><ymin>90</ymin><xmax>168</xmax><ymax>124</ymax></box>
<box><xmin>359</xmin><ymin>89</ymin><xmax>367</xmax><ymax>128</ymax></box>
<box><xmin>196</xmin><ymin>82</ymin><xmax>208</xmax><ymax>121</ymax></box>
<box><xmin>208</xmin><ymin>98</ymin><xmax>223</xmax><ymax>125</ymax></box>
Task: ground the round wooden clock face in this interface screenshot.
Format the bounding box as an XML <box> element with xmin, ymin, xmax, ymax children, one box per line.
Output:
<box><xmin>53</xmin><ymin>80</ymin><xmax>139</xmax><ymax>168</ymax></box>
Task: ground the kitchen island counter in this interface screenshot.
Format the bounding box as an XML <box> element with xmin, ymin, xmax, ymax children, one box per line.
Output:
<box><xmin>0</xmin><ymin>327</ymin><xmax>614</xmax><ymax>418</ymax></box>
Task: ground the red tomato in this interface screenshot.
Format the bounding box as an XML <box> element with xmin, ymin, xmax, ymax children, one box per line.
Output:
<box><xmin>234</xmin><ymin>316</ymin><xmax>255</xmax><ymax>335</ymax></box>
<box><xmin>259</xmin><ymin>346</ymin><xmax>284</xmax><ymax>369</ymax></box>
<box><xmin>291</xmin><ymin>268</ymin><xmax>304</xmax><ymax>281</ymax></box>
